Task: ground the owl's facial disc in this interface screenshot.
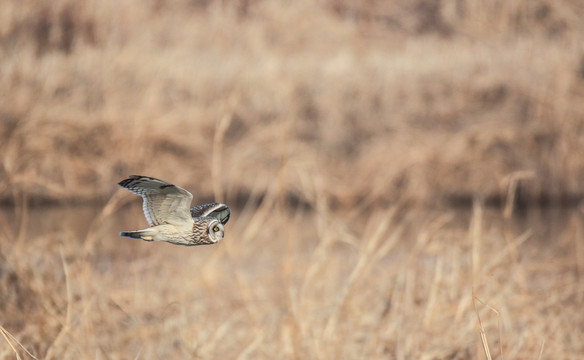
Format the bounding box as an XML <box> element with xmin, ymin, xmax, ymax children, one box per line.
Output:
<box><xmin>208</xmin><ymin>220</ymin><xmax>225</xmax><ymax>243</ymax></box>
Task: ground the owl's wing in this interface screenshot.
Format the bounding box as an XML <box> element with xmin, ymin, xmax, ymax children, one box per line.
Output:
<box><xmin>118</xmin><ymin>175</ymin><xmax>193</xmax><ymax>227</ymax></box>
<box><xmin>190</xmin><ymin>203</ymin><xmax>230</xmax><ymax>225</ymax></box>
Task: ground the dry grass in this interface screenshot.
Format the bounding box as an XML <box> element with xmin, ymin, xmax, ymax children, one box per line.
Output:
<box><xmin>1</xmin><ymin>0</ymin><xmax>583</xmax><ymax>206</ymax></box>
<box><xmin>2</xmin><ymin>194</ymin><xmax>583</xmax><ymax>359</ymax></box>
<box><xmin>1</xmin><ymin>0</ymin><xmax>584</xmax><ymax>358</ymax></box>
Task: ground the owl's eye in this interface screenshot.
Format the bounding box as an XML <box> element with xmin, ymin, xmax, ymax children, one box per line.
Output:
<box><xmin>213</xmin><ymin>226</ymin><xmax>220</xmax><ymax>232</ymax></box>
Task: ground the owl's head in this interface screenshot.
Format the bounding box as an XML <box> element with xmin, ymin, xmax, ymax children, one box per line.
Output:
<box><xmin>207</xmin><ymin>219</ymin><xmax>225</xmax><ymax>243</ymax></box>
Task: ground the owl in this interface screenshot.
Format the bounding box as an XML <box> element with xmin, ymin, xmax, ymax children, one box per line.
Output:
<box><xmin>118</xmin><ymin>175</ymin><xmax>230</xmax><ymax>246</ymax></box>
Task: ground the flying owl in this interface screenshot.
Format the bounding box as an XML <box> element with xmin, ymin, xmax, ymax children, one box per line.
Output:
<box><xmin>118</xmin><ymin>175</ymin><xmax>230</xmax><ymax>246</ymax></box>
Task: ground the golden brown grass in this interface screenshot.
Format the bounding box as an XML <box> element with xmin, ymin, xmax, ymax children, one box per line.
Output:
<box><xmin>1</xmin><ymin>0</ymin><xmax>584</xmax><ymax>358</ymax></box>
<box><xmin>2</xmin><ymin>194</ymin><xmax>583</xmax><ymax>359</ymax></box>
<box><xmin>1</xmin><ymin>0</ymin><xmax>583</xmax><ymax>206</ymax></box>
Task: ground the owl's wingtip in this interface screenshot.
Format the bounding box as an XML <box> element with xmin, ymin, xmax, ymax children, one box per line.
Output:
<box><xmin>117</xmin><ymin>175</ymin><xmax>142</xmax><ymax>188</ymax></box>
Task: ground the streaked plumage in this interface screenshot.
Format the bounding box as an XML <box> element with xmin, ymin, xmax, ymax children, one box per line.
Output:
<box><xmin>118</xmin><ymin>175</ymin><xmax>230</xmax><ymax>246</ymax></box>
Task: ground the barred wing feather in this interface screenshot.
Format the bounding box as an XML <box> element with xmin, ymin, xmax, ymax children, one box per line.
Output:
<box><xmin>190</xmin><ymin>203</ymin><xmax>230</xmax><ymax>225</ymax></box>
<box><xmin>118</xmin><ymin>175</ymin><xmax>193</xmax><ymax>227</ymax></box>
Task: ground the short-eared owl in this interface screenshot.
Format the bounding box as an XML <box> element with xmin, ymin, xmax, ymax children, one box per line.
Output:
<box><xmin>118</xmin><ymin>175</ymin><xmax>230</xmax><ymax>246</ymax></box>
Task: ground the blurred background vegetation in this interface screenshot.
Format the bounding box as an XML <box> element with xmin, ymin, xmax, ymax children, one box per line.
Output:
<box><xmin>1</xmin><ymin>0</ymin><xmax>583</xmax><ymax>207</ymax></box>
<box><xmin>1</xmin><ymin>0</ymin><xmax>583</xmax><ymax>359</ymax></box>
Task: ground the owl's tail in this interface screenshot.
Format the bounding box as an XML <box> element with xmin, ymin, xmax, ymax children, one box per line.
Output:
<box><xmin>119</xmin><ymin>229</ymin><xmax>155</xmax><ymax>241</ymax></box>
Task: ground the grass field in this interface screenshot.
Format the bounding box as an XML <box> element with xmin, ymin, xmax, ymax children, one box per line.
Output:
<box><xmin>1</xmin><ymin>0</ymin><xmax>584</xmax><ymax>358</ymax></box>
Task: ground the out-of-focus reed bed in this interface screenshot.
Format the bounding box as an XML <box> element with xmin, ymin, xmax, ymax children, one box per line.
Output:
<box><xmin>1</xmin><ymin>0</ymin><xmax>584</xmax><ymax>358</ymax></box>
<box><xmin>1</xmin><ymin>0</ymin><xmax>583</xmax><ymax>206</ymax></box>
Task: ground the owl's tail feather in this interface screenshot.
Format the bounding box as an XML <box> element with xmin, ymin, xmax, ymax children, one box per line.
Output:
<box><xmin>119</xmin><ymin>229</ymin><xmax>155</xmax><ymax>241</ymax></box>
